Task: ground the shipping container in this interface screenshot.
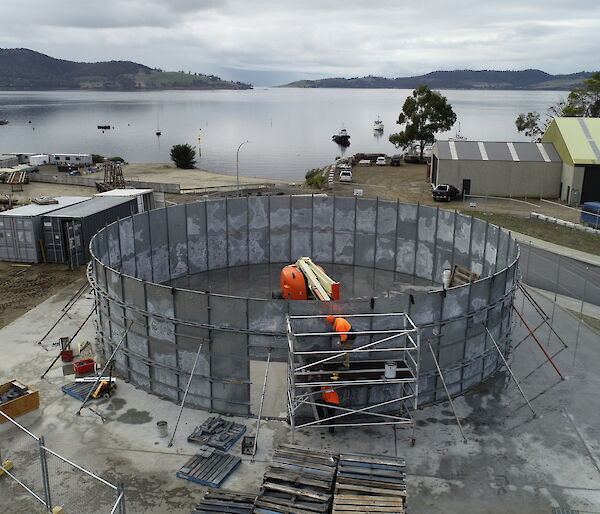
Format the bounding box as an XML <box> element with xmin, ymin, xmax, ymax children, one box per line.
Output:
<box><xmin>94</xmin><ymin>188</ymin><xmax>160</xmax><ymax>211</ymax></box>
<box><xmin>42</xmin><ymin>196</ymin><xmax>137</xmax><ymax>266</ymax></box>
<box><xmin>0</xmin><ymin>197</ymin><xmax>90</xmax><ymax>263</ymax></box>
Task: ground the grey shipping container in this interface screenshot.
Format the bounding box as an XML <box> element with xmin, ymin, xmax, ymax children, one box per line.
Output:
<box><xmin>0</xmin><ymin>197</ymin><xmax>91</xmax><ymax>263</ymax></box>
<box><xmin>43</xmin><ymin>196</ymin><xmax>137</xmax><ymax>267</ymax></box>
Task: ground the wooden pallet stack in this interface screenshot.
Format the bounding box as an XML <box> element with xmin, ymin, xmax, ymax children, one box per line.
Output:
<box><xmin>192</xmin><ymin>489</ymin><xmax>256</xmax><ymax>513</ymax></box>
<box><xmin>253</xmin><ymin>444</ymin><xmax>339</xmax><ymax>513</ymax></box>
<box><xmin>332</xmin><ymin>453</ymin><xmax>406</xmax><ymax>513</ymax></box>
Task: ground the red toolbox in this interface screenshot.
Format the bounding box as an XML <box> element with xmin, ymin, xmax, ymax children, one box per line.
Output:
<box><xmin>73</xmin><ymin>359</ymin><xmax>96</xmax><ymax>374</ymax></box>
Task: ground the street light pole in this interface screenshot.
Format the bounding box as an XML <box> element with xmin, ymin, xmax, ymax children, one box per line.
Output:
<box><xmin>236</xmin><ymin>140</ymin><xmax>250</xmax><ymax>197</ymax></box>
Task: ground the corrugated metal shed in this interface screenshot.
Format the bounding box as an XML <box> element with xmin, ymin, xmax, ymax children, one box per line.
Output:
<box><xmin>0</xmin><ymin>197</ymin><xmax>90</xmax><ymax>263</ymax></box>
<box><xmin>435</xmin><ymin>141</ymin><xmax>561</xmax><ymax>162</ymax></box>
<box><xmin>42</xmin><ymin>196</ymin><xmax>137</xmax><ymax>266</ymax></box>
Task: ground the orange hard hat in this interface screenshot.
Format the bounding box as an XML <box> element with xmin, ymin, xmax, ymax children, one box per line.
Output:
<box><xmin>326</xmin><ymin>315</ymin><xmax>335</xmax><ymax>323</ymax></box>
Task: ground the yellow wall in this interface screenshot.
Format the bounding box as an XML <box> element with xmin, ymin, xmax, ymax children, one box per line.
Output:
<box><xmin>542</xmin><ymin>121</ymin><xmax>574</xmax><ymax>166</ymax></box>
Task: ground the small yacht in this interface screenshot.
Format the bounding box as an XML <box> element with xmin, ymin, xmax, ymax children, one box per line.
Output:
<box><xmin>373</xmin><ymin>117</ymin><xmax>384</xmax><ymax>132</ymax></box>
<box><xmin>448</xmin><ymin>122</ymin><xmax>466</xmax><ymax>141</ymax></box>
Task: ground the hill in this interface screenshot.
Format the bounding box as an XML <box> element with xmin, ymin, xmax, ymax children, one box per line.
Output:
<box><xmin>0</xmin><ymin>49</ymin><xmax>252</xmax><ymax>90</ymax></box>
<box><xmin>280</xmin><ymin>69</ymin><xmax>595</xmax><ymax>90</ymax></box>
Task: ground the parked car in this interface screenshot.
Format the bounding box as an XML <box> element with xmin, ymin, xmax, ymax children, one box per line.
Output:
<box><xmin>432</xmin><ymin>184</ymin><xmax>460</xmax><ymax>202</ymax></box>
<box><xmin>390</xmin><ymin>154</ymin><xmax>403</xmax><ymax>166</ymax></box>
<box><xmin>376</xmin><ymin>156</ymin><xmax>387</xmax><ymax>166</ymax></box>
<box><xmin>339</xmin><ymin>169</ymin><xmax>353</xmax><ymax>183</ymax></box>
<box><xmin>337</xmin><ymin>162</ymin><xmax>351</xmax><ymax>171</ymax></box>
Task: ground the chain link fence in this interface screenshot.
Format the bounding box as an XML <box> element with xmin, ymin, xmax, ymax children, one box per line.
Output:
<box><xmin>0</xmin><ymin>410</ymin><xmax>125</xmax><ymax>513</ymax></box>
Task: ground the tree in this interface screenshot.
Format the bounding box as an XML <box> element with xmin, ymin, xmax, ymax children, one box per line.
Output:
<box><xmin>564</xmin><ymin>72</ymin><xmax>600</xmax><ymax>117</ymax></box>
<box><xmin>515</xmin><ymin>101</ymin><xmax>565</xmax><ymax>141</ymax></box>
<box><xmin>389</xmin><ymin>85</ymin><xmax>456</xmax><ymax>159</ymax></box>
<box><xmin>516</xmin><ymin>73</ymin><xmax>600</xmax><ymax>140</ymax></box>
<box><xmin>170</xmin><ymin>144</ymin><xmax>196</xmax><ymax>169</ymax></box>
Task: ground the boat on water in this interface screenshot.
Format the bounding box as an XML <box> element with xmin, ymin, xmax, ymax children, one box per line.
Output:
<box><xmin>448</xmin><ymin>122</ymin><xmax>466</xmax><ymax>141</ymax></box>
<box><xmin>373</xmin><ymin>117</ymin><xmax>384</xmax><ymax>132</ymax></box>
<box><xmin>97</xmin><ymin>125</ymin><xmax>110</xmax><ymax>130</ymax></box>
<box><xmin>0</xmin><ymin>119</ymin><xmax>9</xmax><ymax>125</ymax></box>
<box><xmin>332</xmin><ymin>128</ymin><xmax>350</xmax><ymax>146</ymax></box>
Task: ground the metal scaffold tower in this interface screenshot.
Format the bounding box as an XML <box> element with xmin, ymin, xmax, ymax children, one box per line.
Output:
<box><xmin>287</xmin><ymin>313</ymin><xmax>420</xmax><ymax>439</ymax></box>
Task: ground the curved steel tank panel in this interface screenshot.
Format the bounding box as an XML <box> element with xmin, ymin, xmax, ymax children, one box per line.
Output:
<box><xmin>89</xmin><ymin>196</ymin><xmax>519</xmax><ymax>416</ymax></box>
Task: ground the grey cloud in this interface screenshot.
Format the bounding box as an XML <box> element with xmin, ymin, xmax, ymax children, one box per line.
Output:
<box><xmin>0</xmin><ymin>0</ymin><xmax>598</xmax><ymax>84</ymax></box>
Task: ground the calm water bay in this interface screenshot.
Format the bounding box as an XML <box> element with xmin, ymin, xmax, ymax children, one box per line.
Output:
<box><xmin>0</xmin><ymin>88</ymin><xmax>565</xmax><ymax>180</ymax></box>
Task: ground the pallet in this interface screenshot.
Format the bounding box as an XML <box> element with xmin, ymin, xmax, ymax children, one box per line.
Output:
<box><xmin>177</xmin><ymin>447</ymin><xmax>241</xmax><ymax>488</ymax></box>
<box><xmin>333</xmin><ymin>453</ymin><xmax>406</xmax><ymax>513</ymax></box>
<box><xmin>332</xmin><ymin>494</ymin><xmax>405</xmax><ymax>513</ymax></box>
<box><xmin>61</xmin><ymin>382</ymin><xmax>102</xmax><ymax>402</ymax></box>
<box><xmin>188</xmin><ymin>416</ymin><xmax>247</xmax><ymax>451</ymax></box>
<box><xmin>254</xmin><ymin>445</ymin><xmax>338</xmax><ymax>513</ymax></box>
<box><xmin>192</xmin><ymin>488</ymin><xmax>255</xmax><ymax>513</ymax></box>
<box><xmin>449</xmin><ymin>264</ymin><xmax>480</xmax><ymax>287</ymax></box>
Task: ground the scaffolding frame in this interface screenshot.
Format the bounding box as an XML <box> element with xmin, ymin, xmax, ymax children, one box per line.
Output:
<box><xmin>287</xmin><ymin>313</ymin><xmax>420</xmax><ymax>439</ymax></box>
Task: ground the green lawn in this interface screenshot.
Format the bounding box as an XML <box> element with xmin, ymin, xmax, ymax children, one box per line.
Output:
<box><xmin>461</xmin><ymin>211</ymin><xmax>600</xmax><ymax>256</ymax></box>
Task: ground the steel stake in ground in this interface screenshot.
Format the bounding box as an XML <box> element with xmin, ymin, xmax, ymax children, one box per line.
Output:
<box><xmin>168</xmin><ymin>338</ymin><xmax>205</xmax><ymax>448</ymax></box>
<box><xmin>426</xmin><ymin>339</ymin><xmax>468</xmax><ymax>442</ymax></box>
<box><xmin>251</xmin><ymin>347</ymin><xmax>272</xmax><ymax>461</ymax></box>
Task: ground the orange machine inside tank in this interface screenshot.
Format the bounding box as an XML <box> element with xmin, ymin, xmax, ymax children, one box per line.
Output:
<box><xmin>279</xmin><ymin>257</ymin><xmax>340</xmax><ymax>301</ymax></box>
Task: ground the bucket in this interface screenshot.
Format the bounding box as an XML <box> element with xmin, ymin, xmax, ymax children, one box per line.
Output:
<box><xmin>60</xmin><ymin>349</ymin><xmax>74</xmax><ymax>362</ymax></box>
<box><xmin>442</xmin><ymin>269</ymin><xmax>451</xmax><ymax>289</ymax></box>
<box><xmin>156</xmin><ymin>421</ymin><xmax>168</xmax><ymax>438</ymax></box>
<box><xmin>384</xmin><ymin>361</ymin><xmax>397</xmax><ymax>379</ymax></box>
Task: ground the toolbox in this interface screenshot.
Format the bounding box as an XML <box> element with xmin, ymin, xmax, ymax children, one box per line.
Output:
<box><xmin>73</xmin><ymin>358</ymin><xmax>96</xmax><ymax>374</ymax></box>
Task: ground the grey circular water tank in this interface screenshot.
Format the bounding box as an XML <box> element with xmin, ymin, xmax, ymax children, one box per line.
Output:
<box><xmin>89</xmin><ymin>195</ymin><xmax>519</xmax><ymax>416</ymax></box>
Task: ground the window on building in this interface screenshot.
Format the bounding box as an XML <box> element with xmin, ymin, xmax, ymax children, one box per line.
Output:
<box><xmin>65</xmin><ymin>157</ymin><xmax>70</xmax><ymax>161</ymax></box>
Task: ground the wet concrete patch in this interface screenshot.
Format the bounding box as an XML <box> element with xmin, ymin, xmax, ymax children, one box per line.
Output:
<box><xmin>105</xmin><ymin>397</ymin><xmax>127</xmax><ymax>411</ymax></box>
<box><xmin>116</xmin><ymin>408</ymin><xmax>153</xmax><ymax>424</ymax></box>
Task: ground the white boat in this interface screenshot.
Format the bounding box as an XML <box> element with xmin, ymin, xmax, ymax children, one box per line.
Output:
<box><xmin>448</xmin><ymin>122</ymin><xmax>466</xmax><ymax>141</ymax></box>
<box><xmin>373</xmin><ymin>117</ymin><xmax>384</xmax><ymax>132</ymax></box>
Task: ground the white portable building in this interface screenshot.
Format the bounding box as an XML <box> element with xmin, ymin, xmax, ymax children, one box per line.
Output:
<box><xmin>29</xmin><ymin>154</ymin><xmax>51</xmax><ymax>166</ymax></box>
<box><xmin>50</xmin><ymin>153</ymin><xmax>93</xmax><ymax>166</ymax></box>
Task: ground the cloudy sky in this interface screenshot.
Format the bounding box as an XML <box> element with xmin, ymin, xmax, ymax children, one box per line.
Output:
<box><xmin>1</xmin><ymin>0</ymin><xmax>598</xmax><ymax>85</ymax></box>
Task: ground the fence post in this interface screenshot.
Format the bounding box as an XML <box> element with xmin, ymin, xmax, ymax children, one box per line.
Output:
<box><xmin>118</xmin><ymin>483</ymin><xmax>126</xmax><ymax>514</ymax></box>
<box><xmin>38</xmin><ymin>437</ymin><xmax>52</xmax><ymax>512</ymax></box>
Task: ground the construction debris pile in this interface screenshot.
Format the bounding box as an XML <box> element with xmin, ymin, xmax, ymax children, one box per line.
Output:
<box><xmin>190</xmin><ymin>444</ymin><xmax>407</xmax><ymax>514</ymax></box>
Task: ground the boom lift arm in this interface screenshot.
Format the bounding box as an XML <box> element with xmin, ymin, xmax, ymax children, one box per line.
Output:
<box><xmin>280</xmin><ymin>257</ymin><xmax>340</xmax><ymax>301</ymax></box>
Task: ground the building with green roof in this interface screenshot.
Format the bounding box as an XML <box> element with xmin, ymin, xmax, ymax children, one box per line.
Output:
<box><xmin>541</xmin><ymin>117</ymin><xmax>600</xmax><ymax>204</ymax></box>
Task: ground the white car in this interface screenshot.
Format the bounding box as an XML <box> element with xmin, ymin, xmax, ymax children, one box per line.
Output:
<box><xmin>376</xmin><ymin>156</ymin><xmax>387</xmax><ymax>166</ymax></box>
<box><xmin>337</xmin><ymin>162</ymin><xmax>351</xmax><ymax>171</ymax></box>
<box><xmin>339</xmin><ymin>169</ymin><xmax>352</xmax><ymax>183</ymax></box>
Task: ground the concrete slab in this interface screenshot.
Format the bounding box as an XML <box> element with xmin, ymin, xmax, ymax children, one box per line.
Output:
<box><xmin>1</xmin><ymin>282</ymin><xmax>599</xmax><ymax>513</ymax></box>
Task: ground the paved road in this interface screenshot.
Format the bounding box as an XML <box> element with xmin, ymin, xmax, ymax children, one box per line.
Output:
<box><xmin>519</xmin><ymin>244</ymin><xmax>600</xmax><ymax>307</ymax></box>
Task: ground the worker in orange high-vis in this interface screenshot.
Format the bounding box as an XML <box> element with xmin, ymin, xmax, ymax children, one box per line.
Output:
<box><xmin>319</xmin><ymin>373</ymin><xmax>340</xmax><ymax>433</ymax></box>
<box><xmin>326</xmin><ymin>315</ymin><xmax>356</xmax><ymax>369</ymax></box>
